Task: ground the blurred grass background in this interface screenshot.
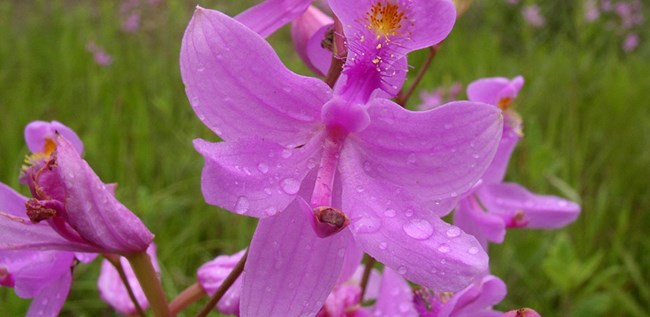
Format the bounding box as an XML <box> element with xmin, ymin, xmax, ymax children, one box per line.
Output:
<box><xmin>1</xmin><ymin>0</ymin><xmax>648</xmax><ymax>316</ymax></box>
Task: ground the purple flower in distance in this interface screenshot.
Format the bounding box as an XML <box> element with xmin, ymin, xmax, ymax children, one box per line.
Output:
<box><xmin>413</xmin><ymin>274</ymin><xmax>507</xmax><ymax>317</ymax></box>
<box><xmin>86</xmin><ymin>41</ymin><xmax>113</xmax><ymax>66</ymax></box>
<box><xmin>98</xmin><ymin>244</ymin><xmax>160</xmax><ymax>315</ymax></box>
<box><xmin>181</xmin><ymin>1</ymin><xmax>502</xmax><ymax>315</ymax></box>
<box><xmin>454</xmin><ymin>77</ymin><xmax>580</xmax><ymax>247</ymax></box>
<box><xmin>0</xmin><ymin>121</ymin><xmax>154</xmax><ymax>256</ymax></box>
<box><xmin>417</xmin><ymin>83</ymin><xmax>463</xmax><ymax>111</ymax></box>
<box><xmin>522</xmin><ymin>5</ymin><xmax>545</xmax><ymax>28</ymax></box>
<box><xmin>291</xmin><ymin>5</ymin><xmax>334</xmax><ymax>76</ymax></box>
<box><xmin>623</xmin><ymin>33</ymin><xmax>639</xmax><ymax>52</ymax></box>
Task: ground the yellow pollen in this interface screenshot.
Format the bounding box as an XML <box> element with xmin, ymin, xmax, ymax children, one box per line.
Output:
<box><xmin>497</xmin><ymin>97</ymin><xmax>513</xmax><ymax>110</ymax></box>
<box><xmin>43</xmin><ymin>138</ymin><xmax>57</xmax><ymax>156</ymax></box>
<box><xmin>366</xmin><ymin>1</ymin><xmax>405</xmax><ymax>39</ymax></box>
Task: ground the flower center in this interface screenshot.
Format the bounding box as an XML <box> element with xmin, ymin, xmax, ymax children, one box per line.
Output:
<box><xmin>497</xmin><ymin>97</ymin><xmax>513</xmax><ymax>110</ymax></box>
<box><xmin>366</xmin><ymin>1</ymin><xmax>405</xmax><ymax>39</ymax></box>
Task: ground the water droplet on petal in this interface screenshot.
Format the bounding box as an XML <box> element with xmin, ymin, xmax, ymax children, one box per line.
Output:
<box><xmin>257</xmin><ymin>163</ymin><xmax>269</xmax><ymax>174</ymax></box>
<box><xmin>444</xmin><ymin>123</ymin><xmax>452</xmax><ymax>129</ymax></box>
<box><xmin>450</xmin><ymin>192</ymin><xmax>458</xmax><ymax>198</ymax></box>
<box><xmin>379</xmin><ymin>241</ymin><xmax>388</xmax><ymax>250</ymax></box>
<box><xmin>353</xmin><ymin>218</ymin><xmax>381</xmax><ymax>234</ymax></box>
<box><xmin>438</xmin><ymin>244</ymin><xmax>450</xmax><ymax>253</ymax></box>
<box><xmin>356</xmin><ymin>185</ymin><xmax>365</xmax><ymax>193</ymax></box>
<box><xmin>402</xmin><ymin>218</ymin><xmax>434</xmax><ymax>240</ymax></box>
<box><xmin>384</xmin><ymin>208</ymin><xmax>396</xmax><ymax>217</ymax></box>
<box><xmin>264</xmin><ymin>187</ymin><xmax>273</xmax><ymax>195</ymax></box>
<box><xmin>397</xmin><ymin>265</ymin><xmax>407</xmax><ymax>275</ymax></box>
<box><xmin>280</xmin><ymin>178</ymin><xmax>300</xmax><ymax>194</ymax></box>
<box><xmin>405</xmin><ymin>208</ymin><xmax>414</xmax><ymax>217</ymax></box>
<box><xmin>468</xmin><ymin>247</ymin><xmax>479</xmax><ymax>254</ymax></box>
<box><xmin>473</xmin><ymin>153</ymin><xmax>480</xmax><ymax>159</ymax></box>
<box><xmin>407</xmin><ymin>153</ymin><xmax>417</xmax><ymax>164</ymax></box>
<box><xmin>234</xmin><ymin>196</ymin><xmax>249</xmax><ymax>214</ymax></box>
<box><xmin>264</xmin><ymin>207</ymin><xmax>278</xmax><ymax>216</ymax></box>
<box><xmin>281</xmin><ymin>149</ymin><xmax>292</xmax><ymax>158</ymax></box>
<box><xmin>337</xmin><ymin>248</ymin><xmax>346</xmax><ymax>257</ymax></box>
<box><xmin>446</xmin><ymin>226</ymin><xmax>461</xmax><ymax>238</ymax></box>
<box><xmin>307</xmin><ymin>159</ymin><xmax>317</xmax><ymax>169</ymax></box>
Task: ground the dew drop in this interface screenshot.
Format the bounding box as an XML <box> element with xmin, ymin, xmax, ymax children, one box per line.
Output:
<box><xmin>446</xmin><ymin>226</ymin><xmax>461</xmax><ymax>238</ymax></box>
<box><xmin>405</xmin><ymin>208</ymin><xmax>414</xmax><ymax>217</ymax></box>
<box><xmin>444</xmin><ymin>123</ymin><xmax>452</xmax><ymax>129</ymax></box>
<box><xmin>198</xmin><ymin>114</ymin><xmax>206</xmax><ymax>120</ymax></box>
<box><xmin>257</xmin><ymin>162</ymin><xmax>269</xmax><ymax>174</ymax></box>
<box><xmin>234</xmin><ymin>196</ymin><xmax>249</xmax><ymax>214</ymax></box>
<box><xmin>402</xmin><ymin>218</ymin><xmax>434</xmax><ymax>240</ymax></box>
<box><xmin>264</xmin><ymin>187</ymin><xmax>273</xmax><ymax>195</ymax></box>
<box><xmin>265</xmin><ymin>207</ymin><xmax>278</xmax><ymax>216</ymax></box>
<box><xmin>397</xmin><ymin>265</ymin><xmax>407</xmax><ymax>275</ymax></box>
<box><xmin>280</xmin><ymin>178</ymin><xmax>300</xmax><ymax>194</ymax></box>
<box><xmin>450</xmin><ymin>192</ymin><xmax>458</xmax><ymax>198</ymax></box>
<box><xmin>281</xmin><ymin>149</ymin><xmax>292</xmax><ymax>158</ymax></box>
<box><xmin>384</xmin><ymin>208</ymin><xmax>396</xmax><ymax>217</ymax></box>
<box><xmin>407</xmin><ymin>153</ymin><xmax>417</xmax><ymax>164</ymax></box>
<box><xmin>338</xmin><ymin>248</ymin><xmax>346</xmax><ymax>257</ymax></box>
<box><xmin>307</xmin><ymin>159</ymin><xmax>317</xmax><ymax>169</ymax></box>
<box><xmin>353</xmin><ymin>217</ymin><xmax>381</xmax><ymax>234</ymax></box>
<box><xmin>473</xmin><ymin>153</ymin><xmax>480</xmax><ymax>159</ymax></box>
<box><xmin>438</xmin><ymin>244</ymin><xmax>450</xmax><ymax>253</ymax></box>
<box><xmin>356</xmin><ymin>185</ymin><xmax>365</xmax><ymax>193</ymax></box>
<box><xmin>379</xmin><ymin>241</ymin><xmax>388</xmax><ymax>250</ymax></box>
<box><xmin>197</xmin><ymin>67</ymin><xmax>205</xmax><ymax>72</ymax></box>
<box><xmin>468</xmin><ymin>247</ymin><xmax>479</xmax><ymax>254</ymax></box>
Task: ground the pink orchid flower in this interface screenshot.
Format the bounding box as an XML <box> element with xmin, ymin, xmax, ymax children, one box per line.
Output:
<box><xmin>414</xmin><ymin>274</ymin><xmax>507</xmax><ymax>317</ymax></box>
<box><xmin>501</xmin><ymin>308</ymin><xmax>541</xmax><ymax>317</ymax></box>
<box><xmin>0</xmin><ymin>121</ymin><xmax>154</xmax><ymax>255</ymax></box>
<box><xmin>453</xmin><ymin>77</ymin><xmax>580</xmax><ymax>247</ymax></box>
<box><xmin>98</xmin><ymin>244</ymin><xmax>160</xmax><ymax>315</ymax></box>
<box><xmin>181</xmin><ymin>1</ymin><xmax>502</xmax><ymax>315</ymax></box>
<box><xmin>197</xmin><ymin>249</ymin><xmax>247</xmax><ymax>316</ymax></box>
<box><xmin>291</xmin><ymin>5</ymin><xmax>334</xmax><ymax>76</ymax></box>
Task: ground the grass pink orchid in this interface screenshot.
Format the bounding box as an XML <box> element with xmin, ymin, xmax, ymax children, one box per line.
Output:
<box><xmin>181</xmin><ymin>2</ymin><xmax>502</xmax><ymax>314</ymax></box>
<box><xmin>197</xmin><ymin>249</ymin><xmax>247</xmax><ymax>315</ymax></box>
<box><xmin>0</xmin><ymin>121</ymin><xmax>154</xmax><ymax>256</ymax></box>
<box><xmin>454</xmin><ymin>77</ymin><xmax>580</xmax><ymax>247</ymax></box>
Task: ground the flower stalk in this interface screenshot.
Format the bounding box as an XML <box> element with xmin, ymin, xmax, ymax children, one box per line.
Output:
<box><xmin>397</xmin><ymin>44</ymin><xmax>441</xmax><ymax>107</ymax></box>
<box><xmin>169</xmin><ymin>282</ymin><xmax>206</xmax><ymax>316</ymax></box>
<box><xmin>359</xmin><ymin>255</ymin><xmax>376</xmax><ymax>301</ymax></box>
<box><xmin>127</xmin><ymin>251</ymin><xmax>170</xmax><ymax>317</ymax></box>
<box><xmin>104</xmin><ymin>253</ymin><xmax>146</xmax><ymax>317</ymax></box>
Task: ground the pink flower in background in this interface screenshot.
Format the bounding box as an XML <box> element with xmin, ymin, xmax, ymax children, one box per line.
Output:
<box><xmin>86</xmin><ymin>41</ymin><xmax>112</xmax><ymax>66</ymax></box>
<box><xmin>522</xmin><ymin>5</ymin><xmax>545</xmax><ymax>28</ymax></box>
<box><xmin>291</xmin><ymin>5</ymin><xmax>334</xmax><ymax>76</ymax></box>
<box><xmin>502</xmin><ymin>308</ymin><xmax>541</xmax><ymax>317</ymax></box>
<box><xmin>181</xmin><ymin>1</ymin><xmax>502</xmax><ymax>314</ymax></box>
<box><xmin>585</xmin><ymin>0</ymin><xmax>600</xmax><ymax>22</ymax></box>
<box><xmin>417</xmin><ymin>83</ymin><xmax>463</xmax><ymax>111</ymax></box>
<box><xmin>623</xmin><ymin>33</ymin><xmax>640</xmax><ymax>52</ymax></box>
<box><xmin>506</xmin><ymin>0</ymin><xmax>520</xmax><ymax>5</ymax></box>
<box><xmin>0</xmin><ymin>121</ymin><xmax>154</xmax><ymax>256</ymax></box>
<box><xmin>98</xmin><ymin>244</ymin><xmax>160</xmax><ymax>315</ymax></box>
<box><xmin>453</xmin><ymin>77</ymin><xmax>580</xmax><ymax>248</ymax></box>
<box><xmin>414</xmin><ymin>275</ymin><xmax>507</xmax><ymax>317</ymax></box>
<box><xmin>197</xmin><ymin>249</ymin><xmax>247</xmax><ymax>315</ymax></box>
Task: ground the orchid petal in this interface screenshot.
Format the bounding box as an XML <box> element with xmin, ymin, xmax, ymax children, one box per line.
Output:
<box><xmin>306</xmin><ymin>24</ymin><xmax>334</xmax><ymax>76</ymax></box>
<box><xmin>480</xmin><ymin>124</ymin><xmax>521</xmax><ymax>184</ymax></box>
<box><xmin>193</xmin><ymin>135</ymin><xmax>322</xmax><ymax>218</ymax></box>
<box><xmin>339</xmin><ymin>170</ymin><xmax>488</xmax><ymax>291</ymax></box>
<box><xmin>478</xmin><ymin>183</ymin><xmax>581</xmax><ymax>229</ymax></box>
<box><xmin>25</xmin><ymin>264</ymin><xmax>72</xmax><ymax>317</ymax></box>
<box><xmin>197</xmin><ymin>250</ymin><xmax>246</xmax><ymax>315</ymax></box>
<box><xmin>241</xmin><ymin>199</ymin><xmax>349</xmax><ymax>316</ymax></box>
<box><xmin>467</xmin><ymin>76</ymin><xmax>524</xmax><ymax>106</ymax></box>
<box><xmin>353</xmin><ymin>99</ymin><xmax>503</xmax><ymax>205</ymax></box>
<box><xmin>501</xmin><ymin>308</ymin><xmax>541</xmax><ymax>317</ymax></box>
<box><xmin>0</xmin><ymin>183</ymin><xmax>28</xmax><ymax>217</ymax></box>
<box><xmin>373</xmin><ymin>268</ymin><xmax>418</xmax><ymax>317</ymax></box>
<box><xmin>54</xmin><ymin>136</ymin><xmax>153</xmax><ymax>254</ymax></box>
<box><xmin>24</xmin><ymin>121</ymin><xmax>83</xmax><ymax>155</ymax></box>
<box><xmin>181</xmin><ymin>7</ymin><xmax>332</xmax><ymax>146</ymax></box>
<box><xmin>0</xmin><ymin>214</ymin><xmax>94</xmax><ymax>252</ymax></box>
<box><xmin>236</xmin><ymin>0</ymin><xmax>313</xmax><ymax>38</ymax></box>
<box><xmin>440</xmin><ymin>275</ymin><xmax>507</xmax><ymax>317</ymax></box>
<box><xmin>13</xmin><ymin>251</ymin><xmax>74</xmax><ymax>299</ymax></box>
<box><xmin>337</xmin><ymin>240</ymin><xmax>364</xmax><ymax>284</ymax></box>
<box><xmin>454</xmin><ymin>197</ymin><xmax>506</xmax><ymax>246</ymax></box>
<box><xmin>330</xmin><ymin>0</ymin><xmax>456</xmax><ymax>53</ymax></box>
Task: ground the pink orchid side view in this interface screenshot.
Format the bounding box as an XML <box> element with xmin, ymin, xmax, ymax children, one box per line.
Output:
<box><xmin>181</xmin><ymin>0</ymin><xmax>504</xmax><ymax>315</ymax></box>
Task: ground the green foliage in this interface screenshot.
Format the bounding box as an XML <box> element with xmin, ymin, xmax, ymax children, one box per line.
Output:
<box><xmin>1</xmin><ymin>0</ymin><xmax>649</xmax><ymax>316</ymax></box>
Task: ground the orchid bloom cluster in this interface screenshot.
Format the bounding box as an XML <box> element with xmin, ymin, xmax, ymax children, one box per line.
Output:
<box><xmin>2</xmin><ymin>0</ymin><xmax>581</xmax><ymax>316</ymax></box>
<box><xmin>584</xmin><ymin>0</ymin><xmax>644</xmax><ymax>52</ymax></box>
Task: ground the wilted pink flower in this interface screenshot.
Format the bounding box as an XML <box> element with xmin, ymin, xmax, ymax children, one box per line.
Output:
<box><xmin>522</xmin><ymin>5</ymin><xmax>545</xmax><ymax>28</ymax></box>
<box><xmin>454</xmin><ymin>77</ymin><xmax>580</xmax><ymax>247</ymax></box>
<box><xmin>182</xmin><ymin>1</ymin><xmax>501</xmax><ymax>315</ymax></box>
<box><xmin>86</xmin><ymin>41</ymin><xmax>113</xmax><ymax>66</ymax></box>
<box><xmin>98</xmin><ymin>244</ymin><xmax>160</xmax><ymax>315</ymax></box>
<box><xmin>623</xmin><ymin>33</ymin><xmax>640</xmax><ymax>52</ymax></box>
<box><xmin>0</xmin><ymin>121</ymin><xmax>154</xmax><ymax>255</ymax></box>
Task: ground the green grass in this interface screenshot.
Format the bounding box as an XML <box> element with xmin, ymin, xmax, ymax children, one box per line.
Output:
<box><xmin>1</xmin><ymin>1</ymin><xmax>649</xmax><ymax>316</ymax></box>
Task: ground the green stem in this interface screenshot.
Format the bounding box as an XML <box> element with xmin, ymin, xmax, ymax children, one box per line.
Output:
<box><xmin>396</xmin><ymin>45</ymin><xmax>440</xmax><ymax>107</ymax></box>
<box><xmin>169</xmin><ymin>283</ymin><xmax>206</xmax><ymax>317</ymax></box>
<box><xmin>127</xmin><ymin>251</ymin><xmax>170</xmax><ymax>317</ymax></box>
<box><xmin>104</xmin><ymin>253</ymin><xmax>146</xmax><ymax>317</ymax></box>
<box><xmin>359</xmin><ymin>255</ymin><xmax>376</xmax><ymax>301</ymax></box>
<box><xmin>195</xmin><ymin>250</ymin><xmax>248</xmax><ymax>317</ymax></box>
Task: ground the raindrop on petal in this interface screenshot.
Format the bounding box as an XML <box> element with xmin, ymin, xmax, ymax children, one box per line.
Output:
<box><xmin>446</xmin><ymin>226</ymin><xmax>461</xmax><ymax>238</ymax></box>
<box><xmin>234</xmin><ymin>196</ymin><xmax>249</xmax><ymax>214</ymax></box>
<box><xmin>438</xmin><ymin>244</ymin><xmax>450</xmax><ymax>253</ymax></box>
<box><xmin>468</xmin><ymin>247</ymin><xmax>479</xmax><ymax>254</ymax></box>
<box><xmin>397</xmin><ymin>265</ymin><xmax>407</xmax><ymax>275</ymax></box>
<box><xmin>280</xmin><ymin>178</ymin><xmax>300</xmax><ymax>194</ymax></box>
<box><xmin>384</xmin><ymin>208</ymin><xmax>396</xmax><ymax>217</ymax></box>
<box><xmin>257</xmin><ymin>162</ymin><xmax>269</xmax><ymax>174</ymax></box>
<box><xmin>402</xmin><ymin>218</ymin><xmax>434</xmax><ymax>240</ymax></box>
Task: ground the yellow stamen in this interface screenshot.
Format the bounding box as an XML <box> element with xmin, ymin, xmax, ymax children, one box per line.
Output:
<box><xmin>366</xmin><ymin>1</ymin><xmax>405</xmax><ymax>39</ymax></box>
<box><xmin>497</xmin><ymin>97</ymin><xmax>513</xmax><ymax>110</ymax></box>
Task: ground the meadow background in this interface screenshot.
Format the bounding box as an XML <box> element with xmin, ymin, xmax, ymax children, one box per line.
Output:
<box><xmin>1</xmin><ymin>0</ymin><xmax>649</xmax><ymax>316</ymax></box>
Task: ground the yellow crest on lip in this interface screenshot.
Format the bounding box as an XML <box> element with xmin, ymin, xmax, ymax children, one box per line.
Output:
<box><xmin>366</xmin><ymin>1</ymin><xmax>405</xmax><ymax>39</ymax></box>
<box><xmin>497</xmin><ymin>97</ymin><xmax>513</xmax><ymax>110</ymax></box>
